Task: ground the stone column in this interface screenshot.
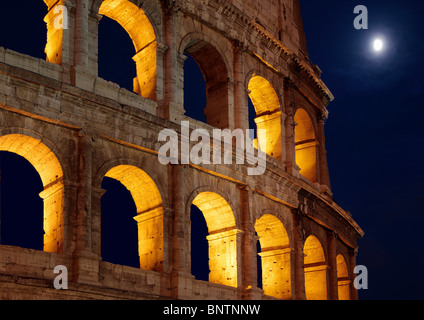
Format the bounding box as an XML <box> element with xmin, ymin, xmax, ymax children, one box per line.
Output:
<box><xmin>317</xmin><ymin>112</ymin><xmax>332</xmax><ymax>195</ymax></box>
<box><xmin>70</xmin><ymin>0</ymin><xmax>97</xmax><ymax>91</ymax></box>
<box><xmin>133</xmin><ymin>207</ymin><xmax>166</xmax><ymax>272</ymax></box>
<box><xmin>171</xmin><ymin>165</ymin><xmax>186</xmax><ymax>273</ymax></box>
<box><xmin>72</xmin><ymin>131</ymin><xmax>101</xmax><ymax>286</ymax></box>
<box><xmin>327</xmin><ymin>230</ymin><xmax>338</xmax><ymax>300</ymax></box>
<box><xmin>74</xmin><ymin>0</ymin><xmax>89</xmax><ymax>68</ymax></box>
<box><xmin>283</xmin><ymin>79</ymin><xmax>300</xmax><ymax>177</ymax></box>
<box><xmin>75</xmin><ymin>132</ymin><xmax>92</xmax><ymax>254</ymax></box>
<box><xmin>259</xmin><ymin>247</ymin><xmax>292</xmax><ymax>299</ymax></box>
<box><xmin>239</xmin><ymin>186</ymin><xmax>262</xmax><ymax>299</ymax></box>
<box><xmin>132</xmin><ymin>41</ymin><xmax>166</xmax><ymax>101</ymax></box>
<box><xmin>233</xmin><ymin>44</ymin><xmax>249</xmax><ymax>132</ymax></box>
<box><xmin>39</xmin><ymin>179</ymin><xmax>66</xmax><ymax>254</ymax></box>
<box><xmin>292</xmin><ymin>209</ymin><xmax>306</xmax><ymax>299</ymax></box>
<box><xmin>280</xmin><ymin>112</ymin><xmax>288</xmax><ymax>169</ymax></box>
<box><xmin>43</xmin><ymin>1</ymin><xmax>74</xmax><ymax>66</ymax></box>
<box><xmin>173</xmin><ymin>53</ymin><xmax>188</xmax><ymax>115</ymax></box>
<box><xmin>255</xmin><ymin>110</ymin><xmax>282</xmax><ymax>160</ymax></box>
<box><xmin>207</xmin><ymin>228</ymin><xmax>243</xmax><ymax>288</ymax></box>
<box><xmin>160</xmin><ymin>8</ymin><xmax>186</xmax><ymax>122</ymax></box>
<box><xmin>169</xmin><ymin>164</ymin><xmax>194</xmax><ymax>299</ymax></box>
<box><xmin>90</xmin><ymin>186</ymin><xmax>106</xmax><ymax>257</ymax></box>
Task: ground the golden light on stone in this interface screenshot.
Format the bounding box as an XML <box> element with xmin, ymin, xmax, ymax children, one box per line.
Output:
<box><xmin>248</xmin><ymin>75</ymin><xmax>282</xmax><ymax>160</ymax></box>
<box><xmin>0</xmin><ymin>134</ymin><xmax>64</xmax><ymax>253</ymax></box>
<box><xmin>105</xmin><ymin>165</ymin><xmax>164</xmax><ymax>271</ymax></box>
<box><xmin>294</xmin><ymin>108</ymin><xmax>318</xmax><ymax>183</ymax></box>
<box><xmin>337</xmin><ymin>254</ymin><xmax>351</xmax><ymax>300</ymax></box>
<box><xmin>192</xmin><ymin>192</ymin><xmax>240</xmax><ymax>287</ymax></box>
<box><xmin>0</xmin><ymin>0</ymin><xmax>364</xmax><ymax>301</ymax></box>
<box><xmin>255</xmin><ymin>214</ymin><xmax>291</xmax><ymax>299</ymax></box>
<box><xmin>100</xmin><ymin>0</ymin><xmax>158</xmax><ymax>99</ymax></box>
<box><xmin>304</xmin><ymin>235</ymin><xmax>327</xmax><ymax>300</ymax></box>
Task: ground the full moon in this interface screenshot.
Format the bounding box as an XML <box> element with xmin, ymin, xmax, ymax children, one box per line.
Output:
<box><xmin>373</xmin><ymin>39</ymin><xmax>384</xmax><ymax>52</ymax></box>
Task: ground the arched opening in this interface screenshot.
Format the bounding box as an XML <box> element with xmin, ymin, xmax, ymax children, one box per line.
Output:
<box><xmin>256</xmin><ymin>231</ymin><xmax>262</xmax><ymax>290</ymax></box>
<box><xmin>0</xmin><ymin>152</ymin><xmax>44</xmax><ymax>250</ymax></box>
<box><xmin>190</xmin><ymin>191</ymin><xmax>240</xmax><ymax>287</ymax></box>
<box><xmin>190</xmin><ymin>204</ymin><xmax>209</xmax><ymax>281</ymax></box>
<box><xmin>0</xmin><ymin>134</ymin><xmax>64</xmax><ymax>253</ymax></box>
<box><xmin>102</xmin><ymin>165</ymin><xmax>164</xmax><ymax>271</ymax></box>
<box><xmin>100</xmin><ymin>177</ymin><xmax>139</xmax><ymax>268</ymax></box>
<box><xmin>247</xmin><ymin>75</ymin><xmax>282</xmax><ymax>160</ymax></box>
<box><xmin>337</xmin><ymin>254</ymin><xmax>351</xmax><ymax>300</ymax></box>
<box><xmin>98</xmin><ymin>15</ymin><xmax>137</xmax><ymax>92</ymax></box>
<box><xmin>254</xmin><ymin>214</ymin><xmax>291</xmax><ymax>299</ymax></box>
<box><xmin>98</xmin><ymin>0</ymin><xmax>158</xmax><ymax>99</ymax></box>
<box><xmin>248</xmin><ymin>97</ymin><xmax>257</xmax><ymax>140</ymax></box>
<box><xmin>0</xmin><ymin>1</ymin><xmax>47</xmax><ymax>60</ymax></box>
<box><xmin>183</xmin><ymin>55</ymin><xmax>207</xmax><ymax>123</ymax></box>
<box><xmin>183</xmin><ymin>40</ymin><xmax>230</xmax><ymax>129</ymax></box>
<box><xmin>304</xmin><ymin>235</ymin><xmax>327</xmax><ymax>300</ymax></box>
<box><xmin>294</xmin><ymin>108</ymin><xmax>318</xmax><ymax>182</ymax></box>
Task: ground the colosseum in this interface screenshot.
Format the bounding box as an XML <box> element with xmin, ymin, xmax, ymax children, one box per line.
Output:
<box><xmin>0</xmin><ymin>0</ymin><xmax>363</xmax><ymax>300</ymax></box>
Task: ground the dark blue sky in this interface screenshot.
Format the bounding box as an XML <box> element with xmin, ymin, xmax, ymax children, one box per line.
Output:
<box><xmin>300</xmin><ymin>0</ymin><xmax>424</xmax><ymax>299</ymax></box>
<box><xmin>0</xmin><ymin>1</ymin><xmax>423</xmax><ymax>300</ymax></box>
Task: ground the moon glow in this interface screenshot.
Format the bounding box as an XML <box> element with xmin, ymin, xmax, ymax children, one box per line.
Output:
<box><xmin>373</xmin><ymin>39</ymin><xmax>384</xmax><ymax>52</ymax></box>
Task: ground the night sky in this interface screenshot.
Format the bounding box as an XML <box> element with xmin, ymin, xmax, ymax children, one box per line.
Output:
<box><xmin>0</xmin><ymin>1</ymin><xmax>423</xmax><ymax>300</ymax></box>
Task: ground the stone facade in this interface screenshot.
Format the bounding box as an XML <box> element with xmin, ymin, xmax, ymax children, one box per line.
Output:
<box><xmin>0</xmin><ymin>0</ymin><xmax>363</xmax><ymax>300</ymax></box>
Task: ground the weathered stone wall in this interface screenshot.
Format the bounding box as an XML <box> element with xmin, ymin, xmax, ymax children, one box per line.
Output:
<box><xmin>0</xmin><ymin>0</ymin><xmax>363</xmax><ymax>300</ymax></box>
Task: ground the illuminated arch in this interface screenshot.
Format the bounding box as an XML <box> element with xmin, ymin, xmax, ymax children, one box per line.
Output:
<box><xmin>190</xmin><ymin>191</ymin><xmax>240</xmax><ymax>287</ymax></box>
<box><xmin>43</xmin><ymin>0</ymin><xmax>72</xmax><ymax>65</ymax></box>
<box><xmin>337</xmin><ymin>254</ymin><xmax>351</xmax><ymax>300</ymax></box>
<box><xmin>43</xmin><ymin>0</ymin><xmax>61</xmax><ymax>8</ymax></box>
<box><xmin>247</xmin><ymin>75</ymin><xmax>282</xmax><ymax>160</ymax></box>
<box><xmin>103</xmin><ymin>164</ymin><xmax>164</xmax><ymax>271</ymax></box>
<box><xmin>254</xmin><ymin>214</ymin><xmax>291</xmax><ymax>299</ymax></box>
<box><xmin>294</xmin><ymin>108</ymin><xmax>318</xmax><ymax>182</ymax></box>
<box><xmin>98</xmin><ymin>0</ymin><xmax>158</xmax><ymax>99</ymax></box>
<box><xmin>304</xmin><ymin>235</ymin><xmax>328</xmax><ymax>300</ymax></box>
<box><xmin>180</xmin><ymin>33</ymin><xmax>231</xmax><ymax>129</ymax></box>
<box><xmin>0</xmin><ymin>133</ymin><xmax>64</xmax><ymax>253</ymax></box>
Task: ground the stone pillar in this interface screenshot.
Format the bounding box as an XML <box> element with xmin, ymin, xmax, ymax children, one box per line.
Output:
<box><xmin>259</xmin><ymin>247</ymin><xmax>292</xmax><ymax>299</ymax></box>
<box><xmin>317</xmin><ymin>112</ymin><xmax>332</xmax><ymax>195</ymax></box>
<box><xmin>73</xmin><ymin>0</ymin><xmax>89</xmax><ymax>68</ymax></box>
<box><xmin>159</xmin><ymin>9</ymin><xmax>186</xmax><ymax>122</ymax></box>
<box><xmin>283</xmin><ymin>79</ymin><xmax>300</xmax><ymax>177</ymax></box>
<box><xmin>133</xmin><ymin>207</ymin><xmax>166</xmax><ymax>272</ymax></box>
<box><xmin>255</xmin><ymin>110</ymin><xmax>282</xmax><ymax>160</ymax></box>
<box><xmin>43</xmin><ymin>1</ymin><xmax>74</xmax><ymax>66</ymax></box>
<box><xmin>70</xmin><ymin>0</ymin><xmax>97</xmax><ymax>91</ymax></box>
<box><xmin>204</xmin><ymin>80</ymin><xmax>231</xmax><ymax>130</ymax></box>
<box><xmin>170</xmin><ymin>165</ymin><xmax>186</xmax><ymax>273</ymax></box>
<box><xmin>39</xmin><ymin>179</ymin><xmax>66</xmax><ymax>254</ymax></box>
<box><xmin>87</xmin><ymin>11</ymin><xmax>101</xmax><ymax>76</ymax></box>
<box><xmin>90</xmin><ymin>186</ymin><xmax>106</xmax><ymax>257</ymax></box>
<box><xmin>327</xmin><ymin>231</ymin><xmax>338</xmax><ymax>300</ymax></box>
<box><xmin>72</xmin><ymin>131</ymin><xmax>101</xmax><ymax>286</ymax></box>
<box><xmin>239</xmin><ymin>186</ymin><xmax>262</xmax><ymax>300</ymax></box>
<box><xmin>207</xmin><ymin>228</ymin><xmax>243</xmax><ymax>288</ymax></box>
<box><xmin>132</xmin><ymin>41</ymin><xmax>162</xmax><ymax>101</ymax></box>
<box><xmin>292</xmin><ymin>210</ymin><xmax>306</xmax><ymax>299</ymax></box>
<box><xmin>233</xmin><ymin>44</ymin><xmax>249</xmax><ymax>132</ymax></box>
<box><xmin>75</xmin><ymin>132</ymin><xmax>92</xmax><ymax>253</ymax></box>
<box><xmin>169</xmin><ymin>164</ymin><xmax>194</xmax><ymax>299</ymax></box>
<box><xmin>304</xmin><ymin>263</ymin><xmax>329</xmax><ymax>300</ymax></box>
<box><xmin>280</xmin><ymin>112</ymin><xmax>288</xmax><ymax>168</ymax></box>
